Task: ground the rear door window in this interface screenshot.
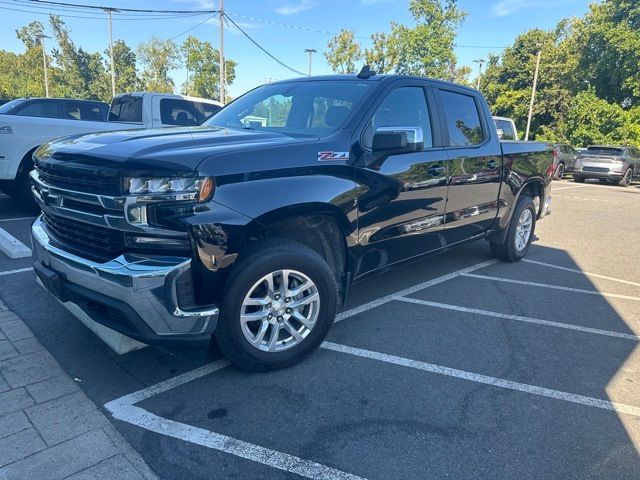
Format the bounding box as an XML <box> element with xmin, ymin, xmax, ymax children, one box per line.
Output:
<box><xmin>160</xmin><ymin>99</ymin><xmax>217</xmax><ymax>126</ymax></box>
<box><xmin>440</xmin><ymin>90</ymin><xmax>485</xmax><ymax>146</ymax></box>
<box><xmin>109</xmin><ymin>96</ymin><xmax>143</xmax><ymax>122</ymax></box>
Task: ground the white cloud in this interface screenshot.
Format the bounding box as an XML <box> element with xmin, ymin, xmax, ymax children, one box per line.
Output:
<box><xmin>275</xmin><ymin>0</ymin><xmax>316</xmax><ymax>15</ymax></box>
<box><xmin>492</xmin><ymin>0</ymin><xmax>579</xmax><ymax>17</ymax></box>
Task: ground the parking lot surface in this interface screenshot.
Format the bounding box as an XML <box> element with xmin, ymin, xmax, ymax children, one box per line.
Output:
<box><xmin>1</xmin><ymin>179</ymin><xmax>640</xmax><ymax>479</ymax></box>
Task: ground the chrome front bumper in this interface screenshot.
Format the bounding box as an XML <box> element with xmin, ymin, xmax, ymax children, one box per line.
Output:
<box><xmin>31</xmin><ymin>217</ymin><xmax>218</xmax><ymax>346</ymax></box>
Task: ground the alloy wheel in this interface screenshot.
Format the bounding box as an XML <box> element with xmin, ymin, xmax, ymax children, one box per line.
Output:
<box><xmin>514</xmin><ymin>209</ymin><xmax>533</xmax><ymax>252</ymax></box>
<box><xmin>240</xmin><ymin>269</ymin><xmax>320</xmax><ymax>352</ymax></box>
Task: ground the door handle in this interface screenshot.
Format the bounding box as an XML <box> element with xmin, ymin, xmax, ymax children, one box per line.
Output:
<box><xmin>427</xmin><ymin>165</ymin><xmax>445</xmax><ymax>176</ymax></box>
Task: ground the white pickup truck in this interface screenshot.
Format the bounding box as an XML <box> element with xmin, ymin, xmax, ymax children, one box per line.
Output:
<box><xmin>0</xmin><ymin>92</ymin><xmax>223</xmax><ymax>200</ymax></box>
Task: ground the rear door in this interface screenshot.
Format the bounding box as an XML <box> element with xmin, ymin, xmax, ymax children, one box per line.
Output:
<box><xmin>435</xmin><ymin>87</ymin><xmax>502</xmax><ymax>245</ymax></box>
<box><xmin>355</xmin><ymin>81</ymin><xmax>449</xmax><ymax>275</ymax></box>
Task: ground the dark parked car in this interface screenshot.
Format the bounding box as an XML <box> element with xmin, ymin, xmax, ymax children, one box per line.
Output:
<box><xmin>0</xmin><ymin>97</ymin><xmax>109</xmax><ymax>121</ymax></box>
<box><xmin>31</xmin><ymin>73</ymin><xmax>554</xmax><ymax>371</ymax></box>
<box><xmin>574</xmin><ymin>145</ymin><xmax>640</xmax><ymax>186</ymax></box>
<box><xmin>552</xmin><ymin>143</ymin><xmax>577</xmax><ymax>180</ymax></box>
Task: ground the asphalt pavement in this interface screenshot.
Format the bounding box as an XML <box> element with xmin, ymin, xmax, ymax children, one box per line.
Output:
<box><xmin>1</xmin><ymin>179</ymin><xmax>639</xmax><ymax>479</ymax></box>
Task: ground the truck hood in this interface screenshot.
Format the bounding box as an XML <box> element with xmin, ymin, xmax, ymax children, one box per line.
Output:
<box><xmin>38</xmin><ymin>126</ymin><xmax>305</xmax><ymax>173</ymax></box>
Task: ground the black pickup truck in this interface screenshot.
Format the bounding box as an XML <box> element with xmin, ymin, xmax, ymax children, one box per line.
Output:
<box><xmin>30</xmin><ymin>73</ymin><xmax>554</xmax><ymax>370</ymax></box>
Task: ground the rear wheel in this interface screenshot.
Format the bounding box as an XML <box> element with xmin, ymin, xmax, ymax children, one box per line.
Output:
<box><xmin>490</xmin><ymin>195</ymin><xmax>536</xmax><ymax>262</ymax></box>
<box><xmin>215</xmin><ymin>239</ymin><xmax>338</xmax><ymax>371</ymax></box>
<box><xmin>553</xmin><ymin>162</ymin><xmax>565</xmax><ymax>180</ymax></box>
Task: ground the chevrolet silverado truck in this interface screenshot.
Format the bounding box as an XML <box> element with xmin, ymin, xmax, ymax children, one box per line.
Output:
<box><xmin>0</xmin><ymin>92</ymin><xmax>223</xmax><ymax>201</ymax></box>
<box><xmin>30</xmin><ymin>72</ymin><xmax>553</xmax><ymax>371</ymax></box>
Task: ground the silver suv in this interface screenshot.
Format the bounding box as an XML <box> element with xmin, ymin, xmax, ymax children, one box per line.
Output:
<box><xmin>574</xmin><ymin>145</ymin><xmax>640</xmax><ymax>187</ymax></box>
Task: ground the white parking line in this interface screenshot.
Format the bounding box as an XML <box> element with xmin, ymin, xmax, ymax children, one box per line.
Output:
<box><xmin>0</xmin><ymin>216</ymin><xmax>36</xmax><ymax>223</ymax></box>
<box><xmin>335</xmin><ymin>259</ymin><xmax>498</xmax><ymax>323</ymax></box>
<box><xmin>106</xmin><ymin>359</ymin><xmax>366</xmax><ymax>480</ymax></box>
<box><xmin>523</xmin><ymin>259</ymin><xmax>640</xmax><ymax>287</ymax></box>
<box><xmin>461</xmin><ymin>273</ymin><xmax>640</xmax><ymax>302</ymax></box>
<box><xmin>552</xmin><ymin>185</ymin><xmax>587</xmax><ymax>191</ymax></box>
<box><xmin>395</xmin><ymin>297</ymin><xmax>640</xmax><ymax>341</ymax></box>
<box><xmin>321</xmin><ymin>342</ymin><xmax>640</xmax><ymax>418</ymax></box>
<box><xmin>0</xmin><ymin>267</ymin><xmax>33</xmax><ymax>277</ymax></box>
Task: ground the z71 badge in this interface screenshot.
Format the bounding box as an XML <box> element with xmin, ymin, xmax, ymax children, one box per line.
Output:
<box><xmin>317</xmin><ymin>151</ymin><xmax>349</xmax><ymax>161</ymax></box>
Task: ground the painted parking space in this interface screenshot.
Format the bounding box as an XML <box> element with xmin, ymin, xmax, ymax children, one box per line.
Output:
<box><xmin>0</xmin><ymin>180</ymin><xmax>639</xmax><ymax>479</ymax></box>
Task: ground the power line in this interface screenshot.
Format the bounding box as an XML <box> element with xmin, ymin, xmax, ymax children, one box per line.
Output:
<box><xmin>168</xmin><ymin>14</ymin><xmax>216</xmax><ymax>41</ymax></box>
<box><xmin>224</xmin><ymin>13</ymin><xmax>308</xmax><ymax>77</ymax></box>
<box><xmin>0</xmin><ymin>4</ymin><xmax>209</xmax><ymax>20</ymax></box>
<box><xmin>7</xmin><ymin>0</ymin><xmax>207</xmax><ymax>18</ymax></box>
<box><xmin>19</xmin><ymin>0</ymin><xmax>217</xmax><ymax>14</ymax></box>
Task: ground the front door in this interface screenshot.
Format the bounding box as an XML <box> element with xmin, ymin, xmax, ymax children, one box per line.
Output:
<box><xmin>435</xmin><ymin>87</ymin><xmax>502</xmax><ymax>245</ymax></box>
<box><xmin>355</xmin><ymin>84</ymin><xmax>449</xmax><ymax>276</ymax></box>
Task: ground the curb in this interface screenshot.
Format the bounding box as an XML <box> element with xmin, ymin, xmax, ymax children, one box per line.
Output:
<box><xmin>0</xmin><ymin>226</ymin><xmax>31</xmax><ymax>259</ymax></box>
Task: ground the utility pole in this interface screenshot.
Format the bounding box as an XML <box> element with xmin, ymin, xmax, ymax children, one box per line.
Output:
<box><xmin>304</xmin><ymin>48</ymin><xmax>316</xmax><ymax>76</ymax></box>
<box><xmin>39</xmin><ymin>34</ymin><xmax>50</xmax><ymax>98</ymax></box>
<box><xmin>473</xmin><ymin>58</ymin><xmax>485</xmax><ymax>90</ymax></box>
<box><xmin>219</xmin><ymin>0</ymin><xmax>225</xmax><ymax>104</ymax></box>
<box><xmin>525</xmin><ymin>48</ymin><xmax>542</xmax><ymax>141</ymax></box>
<box><xmin>106</xmin><ymin>8</ymin><xmax>116</xmax><ymax>98</ymax></box>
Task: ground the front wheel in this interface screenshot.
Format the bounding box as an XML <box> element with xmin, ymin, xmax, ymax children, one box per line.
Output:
<box><xmin>215</xmin><ymin>239</ymin><xmax>338</xmax><ymax>371</ymax></box>
<box><xmin>553</xmin><ymin>163</ymin><xmax>565</xmax><ymax>180</ymax></box>
<box><xmin>573</xmin><ymin>176</ymin><xmax>585</xmax><ymax>183</ymax></box>
<box><xmin>490</xmin><ymin>195</ymin><xmax>536</xmax><ymax>262</ymax></box>
<box><xmin>617</xmin><ymin>168</ymin><xmax>633</xmax><ymax>187</ymax></box>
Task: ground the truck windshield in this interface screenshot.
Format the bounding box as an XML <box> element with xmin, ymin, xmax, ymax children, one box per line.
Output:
<box><xmin>205</xmin><ymin>81</ymin><xmax>372</xmax><ymax>135</ymax></box>
<box><xmin>109</xmin><ymin>95</ymin><xmax>143</xmax><ymax>123</ymax></box>
<box><xmin>586</xmin><ymin>147</ymin><xmax>624</xmax><ymax>156</ymax></box>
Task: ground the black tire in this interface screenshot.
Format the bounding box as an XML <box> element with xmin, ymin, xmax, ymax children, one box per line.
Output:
<box><xmin>490</xmin><ymin>195</ymin><xmax>536</xmax><ymax>262</ymax></box>
<box><xmin>573</xmin><ymin>176</ymin><xmax>585</xmax><ymax>183</ymax></box>
<box><xmin>215</xmin><ymin>238</ymin><xmax>338</xmax><ymax>372</ymax></box>
<box><xmin>553</xmin><ymin>162</ymin><xmax>565</xmax><ymax>180</ymax></box>
<box><xmin>617</xmin><ymin>168</ymin><xmax>632</xmax><ymax>187</ymax></box>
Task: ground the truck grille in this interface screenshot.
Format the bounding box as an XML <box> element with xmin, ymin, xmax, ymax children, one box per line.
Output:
<box><xmin>42</xmin><ymin>213</ymin><xmax>125</xmax><ymax>258</ymax></box>
<box><xmin>35</xmin><ymin>164</ymin><xmax>123</xmax><ymax>196</ymax></box>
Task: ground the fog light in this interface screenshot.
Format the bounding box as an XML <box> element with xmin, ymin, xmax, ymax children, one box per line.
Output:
<box><xmin>127</xmin><ymin>205</ymin><xmax>147</xmax><ymax>225</ymax></box>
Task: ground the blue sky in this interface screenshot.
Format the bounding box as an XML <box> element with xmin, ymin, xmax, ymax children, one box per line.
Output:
<box><xmin>0</xmin><ymin>0</ymin><xmax>592</xmax><ymax>98</ymax></box>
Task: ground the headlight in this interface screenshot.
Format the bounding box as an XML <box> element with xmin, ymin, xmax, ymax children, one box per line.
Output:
<box><xmin>124</xmin><ymin>176</ymin><xmax>214</xmax><ymax>202</ymax></box>
<box><xmin>575</xmin><ymin>159</ymin><xmax>582</xmax><ymax>169</ymax></box>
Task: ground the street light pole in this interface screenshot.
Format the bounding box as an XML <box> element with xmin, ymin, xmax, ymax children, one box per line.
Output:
<box><xmin>39</xmin><ymin>34</ymin><xmax>50</xmax><ymax>98</ymax></box>
<box><xmin>304</xmin><ymin>48</ymin><xmax>316</xmax><ymax>76</ymax></box>
<box><xmin>525</xmin><ymin>49</ymin><xmax>542</xmax><ymax>141</ymax></box>
<box><xmin>219</xmin><ymin>0</ymin><xmax>225</xmax><ymax>103</ymax></box>
<box><xmin>473</xmin><ymin>58</ymin><xmax>485</xmax><ymax>90</ymax></box>
<box><xmin>106</xmin><ymin>8</ymin><xmax>116</xmax><ymax>98</ymax></box>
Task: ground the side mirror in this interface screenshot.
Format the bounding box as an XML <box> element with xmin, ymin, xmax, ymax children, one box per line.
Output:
<box><xmin>372</xmin><ymin>127</ymin><xmax>424</xmax><ymax>154</ymax></box>
<box><xmin>496</xmin><ymin>128</ymin><xmax>504</xmax><ymax>139</ymax></box>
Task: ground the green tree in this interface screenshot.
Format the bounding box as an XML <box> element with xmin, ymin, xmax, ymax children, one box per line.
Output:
<box><xmin>181</xmin><ymin>36</ymin><xmax>236</xmax><ymax>100</ymax></box>
<box><xmin>137</xmin><ymin>37</ymin><xmax>181</xmax><ymax>93</ymax></box>
<box><xmin>105</xmin><ymin>40</ymin><xmax>142</xmax><ymax>95</ymax></box>
<box><xmin>391</xmin><ymin>0</ymin><xmax>467</xmax><ymax>80</ymax></box>
<box><xmin>575</xmin><ymin>0</ymin><xmax>640</xmax><ymax>106</ymax></box>
<box><xmin>15</xmin><ymin>21</ymin><xmax>44</xmax><ymax>50</ymax></box>
<box><xmin>481</xmin><ymin>24</ymin><xmax>580</xmax><ymax>139</ymax></box>
<box><xmin>324</xmin><ymin>1</ymin><xmax>468</xmax><ymax>81</ymax></box>
<box><xmin>324</xmin><ymin>29</ymin><xmax>362</xmax><ymax>74</ymax></box>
